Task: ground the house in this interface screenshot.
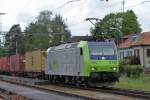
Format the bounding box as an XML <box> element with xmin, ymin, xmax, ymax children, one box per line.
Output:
<box><xmin>118</xmin><ymin>32</ymin><xmax>150</xmax><ymax>72</ymax></box>
<box><xmin>118</xmin><ymin>34</ymin><xmax>140</xmax><ymax>59</ymax></box>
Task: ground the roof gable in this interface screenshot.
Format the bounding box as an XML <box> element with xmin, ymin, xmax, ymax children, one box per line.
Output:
<box><xmin>118</xmin><ymin>32</ymin><xmax>150</xmax><ymax>48</ymax></box>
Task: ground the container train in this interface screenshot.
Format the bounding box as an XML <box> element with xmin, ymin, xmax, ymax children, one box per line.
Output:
<box><xmin>0</xmin><ymin>41</ymin><xmax>119</xmax><ymax>86</ymax></box>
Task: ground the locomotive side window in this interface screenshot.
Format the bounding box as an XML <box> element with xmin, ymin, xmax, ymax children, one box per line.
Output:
<box><xmin>80</xmin><ymin>48</ymin><xmax>83</xmax><ymax>56</ymax></box>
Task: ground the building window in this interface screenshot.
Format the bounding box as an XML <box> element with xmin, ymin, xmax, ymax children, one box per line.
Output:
<box><xmin>134</xmin><ymin>49</ymin><xmax>140</xmax><ymax>58</ymax></box>
<box><xmin>120</xmin><ymin>51</ymin><xmax>124</xmax><ymax>59</ymax></box>
<box><xmin>127</xmin><ymin>51</ymin><xmax>130</xmax><ymax>57</ymax></box>
<box><xmin>120</xmin><ymin>52</ymin><xmax>122</xmax><ymax>59</ymax></box>
<box><xmin>147</xmin><ymin>49</ymin><xmax>150</xmax><ymax>57</ymax></box>
<box><xmin>129</xmin><ymin>51</ymin><xmax>132</xmax><ymax>56</ymax></box>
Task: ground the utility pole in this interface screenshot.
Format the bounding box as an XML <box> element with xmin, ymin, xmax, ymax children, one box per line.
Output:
<box><xmin>122</xmin><ymin>0</ymin><xmax>125</xmax><ymax>12</ymax></box>
<box><xmin>0</xmin><ymin>13</ymin><xmax>5</xmax><ymax>32</ymax></box>
<box><xmin>0</xmin><ymin>13</ymin><xmax>5</xmax><ymax>47</ymax></box>
<box><xmin>16</xmin><ymin>40</ymin><xmax>18</xmax><ymax>55</ymax></box>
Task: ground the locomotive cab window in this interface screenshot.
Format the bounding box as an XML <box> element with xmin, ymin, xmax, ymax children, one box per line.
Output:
<box><xmin>102</xmin><ymin>45</ymin><xmax>115</xmax><ymax>55</ymax></box>
<box><xmin>88</xmin><ymin>42</ymin><xmax>115</xmax><ymax>56</ymax></box>
<box><xmin>80</xmin><ymin>48</ymin><xmax>83</xmax><ymax>56</ymax></box>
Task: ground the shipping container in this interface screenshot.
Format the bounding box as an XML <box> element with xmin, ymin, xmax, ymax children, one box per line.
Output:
<box><xmin>10</xmin><ymin>54</ymin><xmax>25</xmax><ymax>72</ymax></box>
<box><xmin>1</xmin><ymin>57</ymin><xmax>4</xmax><ymax>71</ymax></box>
<box><xmin>25</xmin><ymin>52</ymin><xmax>33</xmax><ymax>72</ymax></box>
<box><xmin>2</xmin><ymin>57</ymin><xmax>5</xmax><ymax>71</ymax></box>
<box><xmin>25</xmin><ymin>50</ymin><xmax>45</xmax><ymax>72</ymax></box>
<box><xmin>0</xmin><ymin>57</ymin><xmax>10</xmax><ymax>72</ymax></box>
<box><xmin>3</xmin><ymin>57</ymin><xmax>10</xmax><ymax>72</ymax></box>
<box><xmin>0</xmin><ymin>57</ymin><xmax>2</xmax><ymax>71</ymax></box>
<box><xmin>0</xmin><ymin>57</ymin><xmax>4</xmax><ymax>71</ymax></box>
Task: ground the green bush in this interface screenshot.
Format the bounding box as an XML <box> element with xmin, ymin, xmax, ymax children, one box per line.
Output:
<box><xmin>120</xmin><ymin>56</ymin><xmax>140</xmax><ymax>65</ymax></box>
<box><xmin>119</xmin><ymin>61</ymin><xmax>126</xmax><ymax>75</ymax></box>
<box><xmin>120</xmin><ymin>57</ymin><xmax>131</xmax><ymax>65</ymax></box>
<box><xmin>119</xmin><ymin>64</ymin><xmax>143</xmax><ymax>78</ymax></box>
<box><xmin>119</xmin><ymin>56</ymin><xmax>142</xmax><ymax>78</ymax></box>
<box><xmin>131</xmin><ymin>65</ymin><xmax>143</xmax><ymax>78</ymax></box>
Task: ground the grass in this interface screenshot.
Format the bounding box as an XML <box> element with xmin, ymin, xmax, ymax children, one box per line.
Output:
<box><xmin>115</xmin><ymin>75</ymin><xmax>150</xmax><ymax>92</ymax></box>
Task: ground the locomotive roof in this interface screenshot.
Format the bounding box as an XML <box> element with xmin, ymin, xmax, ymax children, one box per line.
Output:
<box><xmin>47</xmin><ymin>42</ymin><xmax>78</xmax><ymax>51</ymax></box>
<box><xmin>47</xmin><ymin>41</ymin><xmax>116</xmax><ymax>52</ymax></box>
<box><xmin>88</xmin><ymin>41</ymin><xmax>115</xmax><ymax>45</ymax></box>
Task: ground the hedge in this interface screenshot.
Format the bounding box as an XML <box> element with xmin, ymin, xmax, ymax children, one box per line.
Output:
<box><xmin>119</xmin><ymin>64</ymin><xmax>143</xmax><ymax>78</ymax></box>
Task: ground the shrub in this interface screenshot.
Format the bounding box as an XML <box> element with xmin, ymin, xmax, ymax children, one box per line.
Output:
<box><xmin>120</xmin><ymin>57</ymin><xmax>131</xmax><ymax>65</ymax></box>
<box><xmin>119</xmin><ymin>64</ymin><xmax>143</xmax><ymax>78</ymax></box>
<box><xmin>120</xmin><ymin>56</ymin><xmax>140</xmax><ymax>65</ymax></box>
<box><xmin>125</xmin><ymin>65</ymin><xmax>143</xmax><ymax>78</ymax></box>
<box><xmin>119</xmin><ymin>61</ymin><xmax>126</xmax><ymax>75</ymax></box>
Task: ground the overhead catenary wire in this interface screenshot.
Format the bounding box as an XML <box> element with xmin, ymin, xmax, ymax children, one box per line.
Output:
<box><xmin>52</xmin><ymin>0</ymin><xmax>88</xmax><ymax>29</ymax></box>
<box><xmin>51</xmin><ymin>0</ymin><xmax>82</xmax><ymax>12</ymax></box>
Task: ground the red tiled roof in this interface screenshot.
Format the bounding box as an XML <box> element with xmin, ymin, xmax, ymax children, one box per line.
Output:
<box><xmin>118</xmin><ymin>32</ymin><xmax>150</xmax><ymax>49</ymax></box>
<box><xmin>121</xmin><ymin>33</ymin><xmax>140</xmax><ymax>38</ymax></box>
<box><xmin>132</xmin><ymin>32</ymin><xmax>150</xmax><ymax>46</ymax></box>
<box><xmin>118</xmin><ymin>38</ymin><xmax>133</xmax><ymax>49</ymax></box>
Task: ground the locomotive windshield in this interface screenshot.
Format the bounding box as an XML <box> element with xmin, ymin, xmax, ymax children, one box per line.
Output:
<box><xmin>88</xmin><ymin>42</ymin><xmax>115</xmax><ymax>56</ymax></box>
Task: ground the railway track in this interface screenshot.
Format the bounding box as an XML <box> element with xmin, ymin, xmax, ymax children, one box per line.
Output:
<box><xmin>9</xmin><ymin>82</ymin><xmax>150</xmax><ymax>99</ymax></box>
<box><xmin>96</xmin><ymin>87</ymin><xmax>150</xmax><ymax>99</ymax></box>
<box><xmin>0</xmin><ymin>87</ymin><xmax>29</xmax><ymax>100</ymax></box>
<box><xmin>49</xmin><ymin>83</ymin><xmax>150</xmax><ymax>99</ymax></box>
<box><xmin>0</xmin><ymin>75</ymin><xmax>150</xmax><ymax>100</ymax></box>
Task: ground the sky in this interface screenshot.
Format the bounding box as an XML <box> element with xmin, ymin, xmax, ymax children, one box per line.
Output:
<box><xmin>0</xmin><ymin>0</ymin><xmax>150</xmax><ymax>36</ymax></box>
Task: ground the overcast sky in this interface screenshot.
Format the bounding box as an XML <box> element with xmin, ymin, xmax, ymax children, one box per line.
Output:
<box><xmin>0</xmin><ymin>0</ymin><xmax>149</xmax><ymax>36</ymax></box>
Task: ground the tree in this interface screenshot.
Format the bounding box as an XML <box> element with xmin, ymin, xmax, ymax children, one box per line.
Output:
<box><xmin>25</xmin><ymin>10</ymin><xmax>71</xmax><ymax>51</ymax></box>
<box><xmin>91</xmin><ymin>10</ymin><xmax>142</xmax><ymax>40</ymax></box>
<box><xmin>121</xmin><ymin>10</ymin><xmax>141</xmax><ymax>35</ymax></box>
<box><xmin>25</xmin><ymin>10</ymin><xmax>53</xmax><ymax>51</ymax></box>
<box><xmin>49</xmin><ymin>14</ymin><xmax>71</xmax><ymax>46</ymax></box>
<box><xmin>5</xmin><ymin>24</ymin><xmax>25</xmax><ymax>55</ymax></box>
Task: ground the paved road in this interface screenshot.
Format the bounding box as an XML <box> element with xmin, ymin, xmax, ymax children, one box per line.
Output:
<box><xmin>0</xmin><ymin>81</ymin><xmax>84</xmax><ymax>100</ymax></box>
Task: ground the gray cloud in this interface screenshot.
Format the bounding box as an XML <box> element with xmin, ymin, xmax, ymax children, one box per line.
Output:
<box><xmin>1</xmin><ymin>0</ymin><xmax>150</xmax><ymax>35</ymax></box>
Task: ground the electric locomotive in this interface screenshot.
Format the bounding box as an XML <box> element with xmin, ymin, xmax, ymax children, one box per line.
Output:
<box><xmin>45</xmin><ymin>41</ymin><xmax>119</xmax><ymax>86</ymax></box>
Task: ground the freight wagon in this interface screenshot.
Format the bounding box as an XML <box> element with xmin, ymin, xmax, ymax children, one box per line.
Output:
<box><xmin>10</xmin><ymin>54</ymin><xmax>25</xmax><ymax>75</ymax></box>
<box><xmin>25</xmin><ymin>50</ymin><xmax>45</xmax><ymax>78</ymax></box>
<box><xmin>0</xmin><ymin>57</ymin><xmax>10</xmax><ymax>74</ymax></box>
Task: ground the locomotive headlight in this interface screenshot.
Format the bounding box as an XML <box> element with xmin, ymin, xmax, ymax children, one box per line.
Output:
<box><xmin>91</xmin><ymin>67</ymin><xmax>95</xmax><ymax>71</ymax></box>
<box><xmin>113</xmin><ymin>67</ymin><xmax>117</xmax><ymax>71</ymax></box>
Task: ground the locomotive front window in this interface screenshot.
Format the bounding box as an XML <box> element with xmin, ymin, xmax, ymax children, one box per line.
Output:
<box><xmin>88</xmin><ymin>43</ymin><xmax>115</xmax><ymax>56</ymax></box>
<box><xmin>102</xmin><ymin>45</ymin><xmax>114</xmax><ymax>55</ymax></box>
<box><xmin>89</xmin><ymin>45</ymin><xmax>103</xmax><ymax>55</ymax></box>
